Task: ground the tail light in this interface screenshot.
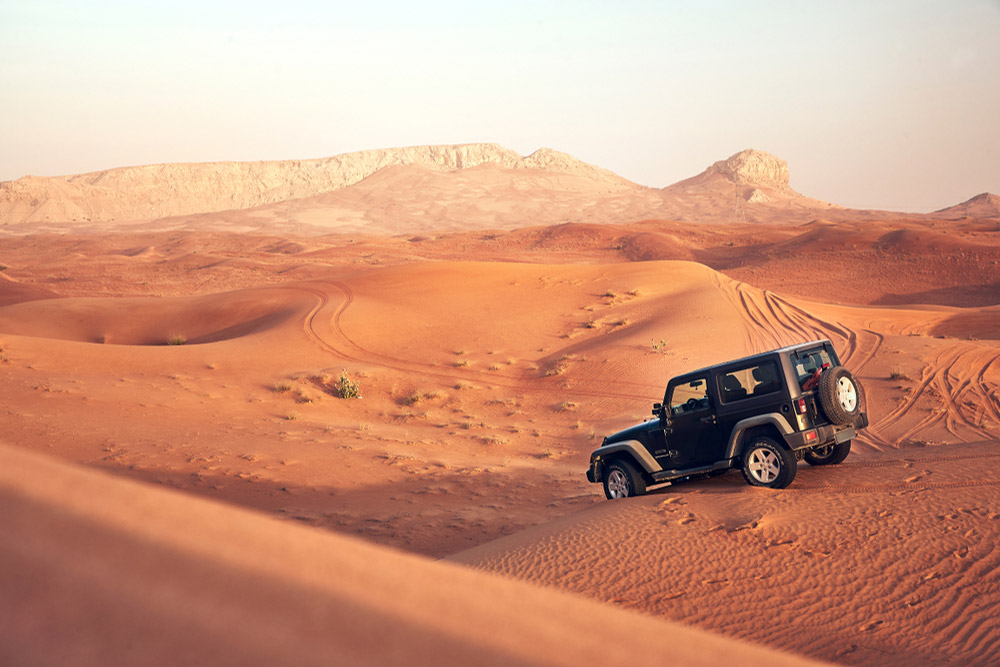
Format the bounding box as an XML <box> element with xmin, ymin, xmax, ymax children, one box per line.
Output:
<box><xmin>796</xmin><ymin>398</ymin><xmax>807</xmax><ymax>414</ymax></box>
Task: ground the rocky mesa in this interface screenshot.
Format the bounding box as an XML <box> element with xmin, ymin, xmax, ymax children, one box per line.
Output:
<box><xmin>0</xmin><ymin>144</ymin><xmax>630</xmax><ymax>226</ymax></box>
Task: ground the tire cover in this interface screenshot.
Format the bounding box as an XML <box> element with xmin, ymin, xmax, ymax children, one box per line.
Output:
<box><xmin>817</xmin><ymin>366</ymin><xmax>860</xmax><ymax>425</ymax></box>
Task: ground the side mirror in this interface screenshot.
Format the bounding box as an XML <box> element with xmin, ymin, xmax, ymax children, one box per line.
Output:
<box><xmin>652</xmin><ymin>402</ymin><xmax>662</xmax><ymax>416</ymax></box>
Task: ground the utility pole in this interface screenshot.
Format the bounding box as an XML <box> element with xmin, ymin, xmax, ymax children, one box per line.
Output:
<box><xmin>733</xmin><ymin>174</ymin><xmax>747</xmax><ymax>223</ymax></box>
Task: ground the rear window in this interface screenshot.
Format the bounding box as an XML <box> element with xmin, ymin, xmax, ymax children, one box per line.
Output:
<box><xmin>718</xmin><ymin>361</ymin><xmax>781</xmax><ymax>403</ymax></box>
<box><xmin>793</xmin><ymin>347</ymin><xmax>834</xmax><ymax>385</ymax></box>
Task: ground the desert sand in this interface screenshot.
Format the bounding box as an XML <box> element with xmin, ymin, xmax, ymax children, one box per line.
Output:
<box><xmin>1</xmin><ymin>144</ymin><xmax>998</xmax><ymax>665</ymax></box>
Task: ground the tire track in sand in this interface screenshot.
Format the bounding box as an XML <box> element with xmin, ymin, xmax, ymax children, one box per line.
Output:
<box><xmin>294</xmin><ymin>282</ymin><xmax>660</xmax><ymax>402</ymax></box>
<box><xmin>873</xmin><ymin>344</ymin><xmax>1000</xmax><ymax>445</ymax></box>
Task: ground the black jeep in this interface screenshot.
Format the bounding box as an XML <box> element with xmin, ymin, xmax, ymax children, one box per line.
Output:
<box><xmin>586</xmin><ymin>340</ymin><xmax>868</xmax><ymax>497</ymax></box>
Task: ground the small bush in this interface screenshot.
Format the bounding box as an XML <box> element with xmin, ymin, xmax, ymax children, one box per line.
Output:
<box><xmin>651</xmin><ymin>338</ymin><xmax>669</xmax><ymax>354</ymax></box>
<box><xmin>334</xmin><ymin>370</ymin><xmax>362</xmax><ymax>399</ymax></box>
<box><xmin>273</xmin><ymin>381</ymin><xmax>293</xmax><ymax>393</ymax></box>
<box><xmin>402</xmin><ymin>391</ymin><xmax>425</xmax><ymax>406</ymax></box>
<box><xmin>889</xmin><ymin>367</ymin><xmax>911</xmax><ymax>381</ymax></box>
<box><xmin>544</xmin><ymin>356</ymin><xmax>571</xmax><ymax>376</ymax></box>
<box><xmin>167</xmin><ymin>334</ymin><xmax>187</xmax><ymax>346</ymax></box>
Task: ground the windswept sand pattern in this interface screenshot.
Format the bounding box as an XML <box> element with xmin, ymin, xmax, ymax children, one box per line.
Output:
<box><xmin>451</xmin><ymin>441</ymin><xmax>1000</xmax><ymax>666</ymax></box>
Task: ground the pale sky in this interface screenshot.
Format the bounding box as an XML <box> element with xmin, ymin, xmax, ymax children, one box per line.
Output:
<box><xmin>1</xmin><ymin>0</ymin><xmax>998</xmax><ymax>212</ymax></box>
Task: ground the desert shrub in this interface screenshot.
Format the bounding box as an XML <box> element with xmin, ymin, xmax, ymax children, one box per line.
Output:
<box><xmin>334</xmin><ymin>370</ymin><xmax>362</xmax><ymax>399</ymax></box>
<box><xmin>889</xmin><ymin>366</ymin><xmax>911</xmax><ymax>381</ymax></box>
<box><xmin>167</xmin><ymin>334</ymin><xmax>187</xmax><ymax>346</ymax></box>
<box><xmin>401</xmin><ymin>391</ymin><xmax>425</xmax><ymax>406</ymax></box>
<box><xmin>273</xmin><ymin>381</ymin><xmax>293</xmax><ymax>393</ymax></box>
<box><xmin>544</xmin><ymin>356</ymin><xmax>571</xmax><ymax>376</ymax></box>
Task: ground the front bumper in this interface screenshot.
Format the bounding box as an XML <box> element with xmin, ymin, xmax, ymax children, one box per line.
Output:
<box><xmin>586</xmin><ymin>459</ymin><xmax>602</xmax><ymax>484</ymax></box>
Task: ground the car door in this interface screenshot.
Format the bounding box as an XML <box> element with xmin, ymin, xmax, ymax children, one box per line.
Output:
<box><xmin>663</xmin><ymin>377</ymin><xmax>726</xmax><ymax>469</ymax></box>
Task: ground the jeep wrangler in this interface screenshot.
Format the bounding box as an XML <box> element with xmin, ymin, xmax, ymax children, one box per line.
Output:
<box><xmin>586</xmin><ymin>340</ymin><xmax>868</xmax><ymax>497</ymax></box>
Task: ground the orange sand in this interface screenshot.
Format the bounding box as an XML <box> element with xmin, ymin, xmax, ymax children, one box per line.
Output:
<box><xmin>1</xmin><ymin>146</ymin><xmax>998</xmax><ymax>665</ymax></box>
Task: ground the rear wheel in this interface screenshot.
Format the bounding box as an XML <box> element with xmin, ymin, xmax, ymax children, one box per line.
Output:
<box><xmin>603</xmin><ymin>459</ymin><xmax>646</xmax><ymax>499</ymax></box>
<box><xmin>741</xmin><ymin>437</ymin><xmax>797</xmax><ymax>489</ymax></box>
<box><xmin>804</xmin><ymin>440</ymin><xmax>851</xmax><ymax>466</ymax></box>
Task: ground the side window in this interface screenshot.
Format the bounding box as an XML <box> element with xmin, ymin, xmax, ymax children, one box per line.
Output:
<box><xmin>669</xmin><ymin>378</ymin><xmax>709</xmax><ymax>415</ymax></box>
<box><xmin>719</xmin><ymin>361</ymin><xmax>781</xmax><ymax>403</ymax></box>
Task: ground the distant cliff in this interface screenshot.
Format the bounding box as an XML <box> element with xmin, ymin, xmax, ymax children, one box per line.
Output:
<box><xmin>0</xmin><ymin>144</ymin><xmax>629</xmax><ymax>225</ymax></box>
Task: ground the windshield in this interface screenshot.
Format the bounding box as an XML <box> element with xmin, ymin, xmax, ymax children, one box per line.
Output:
<box><xmin>669</xmin><ymin>378</ymin><xmax>709</xmax><ymax>415</ymax></box>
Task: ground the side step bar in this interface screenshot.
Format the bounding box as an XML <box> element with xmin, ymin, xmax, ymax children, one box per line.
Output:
<box><xmin>651</xmin><ymin>460</ymin><xmax>732</xmax><ymax>483</ymax></box>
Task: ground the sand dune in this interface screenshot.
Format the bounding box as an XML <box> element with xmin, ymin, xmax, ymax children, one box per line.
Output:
<box><xmin>0</xmin><ymin>442</ymin><xmax>824</xmax><ymax>667</ymax></box>
<box><xmin>0</xmin><ymin>287</ymin><xmax>313</xmax><ymax>345</ymax></box>
<box><xmin>450</xmin><ymin>440</ymin><xmax>1000</xmax><ymax>666</ymax></box>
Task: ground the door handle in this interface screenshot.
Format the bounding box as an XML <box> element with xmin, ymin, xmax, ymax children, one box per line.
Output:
<box><xmin>700</xmin><ymin>415</ymin><xmax>717</xmax><ymax>424</ymax></box>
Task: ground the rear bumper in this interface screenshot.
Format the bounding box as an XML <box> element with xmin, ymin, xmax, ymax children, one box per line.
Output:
<box><xmin>787</xmin><ymin>413</ymin><xmax>865</xmax><ymax>451</ymax></box>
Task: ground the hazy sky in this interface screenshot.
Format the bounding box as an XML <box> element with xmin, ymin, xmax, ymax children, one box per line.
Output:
<box><xmin>1</xmin><ymin>0</ymin><xmax>998</xmax><ymax>212</ymax></box>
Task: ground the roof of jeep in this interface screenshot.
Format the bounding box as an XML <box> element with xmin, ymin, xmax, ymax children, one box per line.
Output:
<box><xmin>671</xmin><ymin>339</ymin><xmax>832</xmax><ymax>382</ymax></box>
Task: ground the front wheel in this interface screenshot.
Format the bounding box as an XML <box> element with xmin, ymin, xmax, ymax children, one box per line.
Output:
<box><xmin>603</xmin><ymin>459</ymin><xmax>647</xmax><ymax>499</ymax></box>
<box><xmin>804</xmin><ymin>440</ymin><xmax>851</xmax><ymax>466</ymax></box>
<box><xmin>741</xmin><ymin>437</ymin><xmax>797</xmax><ymax>489</ymax></box>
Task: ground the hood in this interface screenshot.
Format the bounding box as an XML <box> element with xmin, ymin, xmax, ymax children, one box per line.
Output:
<box><xmin>604</xmin><ymin>419</ymin><xmax>659</xmax><ymax>445</ymax></box>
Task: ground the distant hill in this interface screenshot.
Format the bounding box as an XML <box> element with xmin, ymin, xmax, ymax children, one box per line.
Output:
<box><xmin>2</xmin><ymin>144</ymin><xmax>995</xmax><ymax>233</ymax></box>
<box><xmin>933</xmin><ymin>192</ymin><xmax>1000</xmax><ymax>219</ymax></box>
<box><xmin>0</xmin><ymin>144</ymin><xmax>629</xmax><ymax>227</ymax></box>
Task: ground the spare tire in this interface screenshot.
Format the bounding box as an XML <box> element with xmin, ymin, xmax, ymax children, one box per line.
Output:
<box><xmin>818</xmin><ymin>366</ymin><xmax>861</xmax><ymax>425</ymax></box>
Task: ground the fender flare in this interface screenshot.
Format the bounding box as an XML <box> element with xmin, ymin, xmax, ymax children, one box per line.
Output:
<box><xmin>725</xmin><ymin>413</ymin><xmax>795</xmax><ymax>459</ymax></box>
<box><xmin>590</xmin><ymin>440</ymin><xmax>663</xmax><ymax>475</ymax></box>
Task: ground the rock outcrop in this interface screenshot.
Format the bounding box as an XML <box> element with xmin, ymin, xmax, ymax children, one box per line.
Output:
<box><xmin>0</xmin><ymin>144</ymin><xmax>629</xmax><ymax>225</ymax></box>
<box><xmin>706</xmin><ymin>149</ymin><xmax>791</xmax><ymax>190</ymax></box>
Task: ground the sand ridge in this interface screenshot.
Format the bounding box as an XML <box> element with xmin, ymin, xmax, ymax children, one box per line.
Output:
<box><xmin>1</xmin><ymin>442</ymin><xmax>826</xmax><ymax>667</ymax></box>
